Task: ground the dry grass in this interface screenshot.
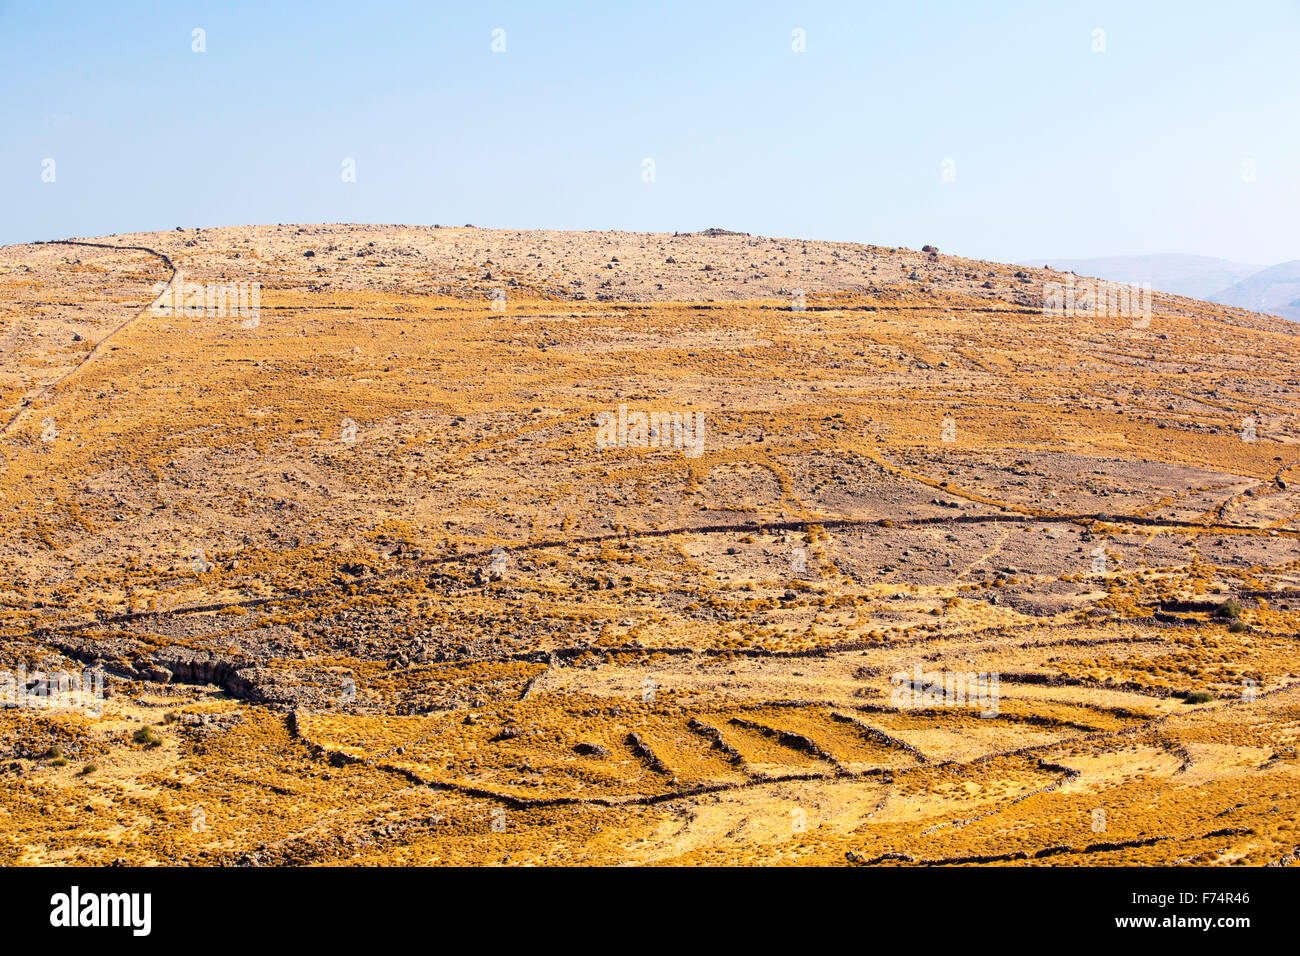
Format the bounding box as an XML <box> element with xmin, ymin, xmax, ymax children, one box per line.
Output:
<box><xmin>0</xmin><ymin>224</ymin><xmax>1297</xmax><ymax>865</ymax></box>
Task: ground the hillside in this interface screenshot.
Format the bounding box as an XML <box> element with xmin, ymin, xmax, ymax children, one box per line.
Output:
<box><xmin>0</xmin><ymin>224</ymin><xmax>1298</xmax><ymax>866</ymax></box>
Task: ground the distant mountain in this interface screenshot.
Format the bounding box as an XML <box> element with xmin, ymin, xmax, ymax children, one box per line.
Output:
<box><xmin>1018</xmin><ymin>254</ymin><xmax>1265</xmax><ymax>302</ymax></box>
<box><xmin>1208</xmin><ymin>260</ymin><xmax>1300</xmax><ymax>321</ymax></box>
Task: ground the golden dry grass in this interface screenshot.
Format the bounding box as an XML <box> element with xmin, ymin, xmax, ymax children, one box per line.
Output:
<box><xmin>0</xmin><ymin>224</ymin><xmax>1297</xmax><ymax>865</ymax></box>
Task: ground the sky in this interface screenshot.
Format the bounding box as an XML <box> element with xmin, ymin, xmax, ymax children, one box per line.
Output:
<box><xmin>2</xmin><ymin>0</ymin><xmax>1298</xmax><ymax>265</ymax></box>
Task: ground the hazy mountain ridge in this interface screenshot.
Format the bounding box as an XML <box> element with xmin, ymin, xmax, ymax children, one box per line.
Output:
<box><xmin>1021</xmin><ymin>253</ymin><xmax>1300</xmax><ymax>320</ymax></box>
<box><xmin>1209</xmin><ymin>259</ymin><xmax>1300</xmax><ymax>321</ymax></box>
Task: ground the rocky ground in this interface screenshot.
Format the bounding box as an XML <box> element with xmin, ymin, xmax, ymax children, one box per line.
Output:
<box><xmin>0</xmin><ymin>224</ymin><xmax>1297</xmax><ymax>865</ymax></box>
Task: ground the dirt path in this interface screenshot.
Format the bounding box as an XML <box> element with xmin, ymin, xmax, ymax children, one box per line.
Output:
<box><xmin>0</xmin><ymin>239</ymin><xmax>175</xmax><ymax>439</ymax></box>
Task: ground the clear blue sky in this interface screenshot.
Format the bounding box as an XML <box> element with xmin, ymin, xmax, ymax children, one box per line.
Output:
<box><xmin>3</xmin><ymin>0</ymin><xmax>1298</xmax><ymax>264</ymax></box>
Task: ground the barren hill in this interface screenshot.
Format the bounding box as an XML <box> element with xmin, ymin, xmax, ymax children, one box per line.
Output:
<box><xmin>1</xmin><ymin>224</ymin><xmax>1298</xmax><ymax>866</ymax></box>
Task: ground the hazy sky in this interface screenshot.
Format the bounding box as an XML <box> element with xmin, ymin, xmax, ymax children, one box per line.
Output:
<box><xmin>3</xmin><ymin>0</ymin><xmax>1298</xmax><ymax>265</ymax></box>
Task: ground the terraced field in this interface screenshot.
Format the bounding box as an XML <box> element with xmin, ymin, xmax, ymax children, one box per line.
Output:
<box><xmin>0</xmin><ymin>225</ymin><xmax>1297</xmax><ymax>865</ymax></box>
